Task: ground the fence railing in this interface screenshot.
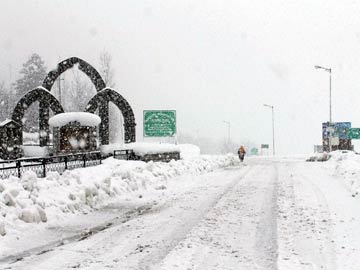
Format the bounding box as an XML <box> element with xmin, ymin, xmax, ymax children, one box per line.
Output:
<box><xmin>0</xmin><ymin>151</ymin><xmax>102</xmax><ymax>180</ymax></box>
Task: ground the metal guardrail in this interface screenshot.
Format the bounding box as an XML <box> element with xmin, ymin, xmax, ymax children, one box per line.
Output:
<box><xmin>0</xmin><ymin>151</ymin><xmax>102</xmax><ymax>179</ymax></box>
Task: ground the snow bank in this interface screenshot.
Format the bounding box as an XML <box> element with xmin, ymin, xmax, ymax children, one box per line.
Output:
<box><xmin>49</xmin><ymin>112</ymin><xmax>101</xmax><ymax>127</ymax></box>
<box><xmin>0</xmin><ymin>154</ymin><xmax>238</xmax><ymax>237</ymax></box>
<box><xmin>101</xmin><ymin>142</ymin><xmax>181</xmax><ymax>156</ymax></box>
<box><xmin>325</xmin><ymin>150</ymin><xmax>360</xmax><ymax>197</ymax></box>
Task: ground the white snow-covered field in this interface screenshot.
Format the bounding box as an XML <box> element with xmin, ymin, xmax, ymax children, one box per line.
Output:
<box><xmin>1</xmin><ymin>151</ymin><xmax>360</xmax><ymax>269</ymax></box>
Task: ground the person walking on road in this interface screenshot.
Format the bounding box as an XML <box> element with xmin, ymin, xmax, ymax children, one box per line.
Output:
<box><xmin>238</xmin><ymin>146</ymin><xmax>246</xmax><ymax>162</ymax></box>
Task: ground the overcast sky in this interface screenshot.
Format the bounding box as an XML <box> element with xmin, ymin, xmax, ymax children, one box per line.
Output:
<box><xmin>1</xmin><ymin>0</ymin><xmax>360</xmax><ymax>154</ymax></box>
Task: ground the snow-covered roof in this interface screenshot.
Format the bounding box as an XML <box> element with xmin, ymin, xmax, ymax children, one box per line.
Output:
<box><xmin>0</xmin><ymin>119</ymin><xmax>21</xmax><ymax>127</ymax></box>
<box><xmin>49</xmin><ymin>112</ymin><xmax>101</xmax><ymax>127</ymax></box>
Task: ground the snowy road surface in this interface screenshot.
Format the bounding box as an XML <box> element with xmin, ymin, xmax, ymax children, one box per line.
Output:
<box><xmin>1</xmin><ymin>157</ymin><xmax>360</xmax><ymax>269</ymax></box>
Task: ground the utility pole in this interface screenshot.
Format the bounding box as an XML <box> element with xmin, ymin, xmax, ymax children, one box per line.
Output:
<box><xmin>315</xmin><ymin>65</ymin><xmax>332</xmax><ymax>152</ymax></box>
<box><xmin>263</xmin><ymin>104</ymin><xmax>275</xmax><ymax>155</ymax></box>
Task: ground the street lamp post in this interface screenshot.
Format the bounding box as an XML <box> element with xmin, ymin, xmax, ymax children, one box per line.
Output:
<box><xmin>315</xmin><ymin>65</ymin><xmax>332</xmax><ymax>151</ymax></box>
<box><xmin>263</xmin><ymin>104</ymin><xmax>275</xmax><ymax>155</ymax></box>
<box><xmin>222</xmin><ymin>120</ymin><xmax>231</xmax><ymax>145</ymax></box>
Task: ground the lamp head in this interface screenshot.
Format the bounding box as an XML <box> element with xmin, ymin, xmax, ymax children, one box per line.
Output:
<box><xmin>314</xmin><ymin>65</ymin><xmax>331</xmax><ymax>72</ymax></box>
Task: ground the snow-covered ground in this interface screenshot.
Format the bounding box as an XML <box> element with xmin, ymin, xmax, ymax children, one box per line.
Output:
<box><xmin>0</xmin><ymin>153</ymin><xmax>238</xmax><ymax>255</ymax></box>
<box><xmin>277</xmin><ymin>151</ymin><xmax>360</xmax><ymax>269</ymax></box>
<box><xmin>1</xmin><ymin>152</ymin><xmax>360</xmax><ymax>269</ymax></box>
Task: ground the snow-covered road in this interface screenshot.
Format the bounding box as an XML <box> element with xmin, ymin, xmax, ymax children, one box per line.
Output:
<box><xmin>2</xmin><ymin>157</ymin><xmax>360</xmax><ymax>269</ymax></box>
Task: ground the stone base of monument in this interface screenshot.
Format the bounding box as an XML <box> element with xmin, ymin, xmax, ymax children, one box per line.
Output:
<box><xmin>108</xmin><ymin>143</ymin><xmax>181</xmax><ymax>162</ymax></box>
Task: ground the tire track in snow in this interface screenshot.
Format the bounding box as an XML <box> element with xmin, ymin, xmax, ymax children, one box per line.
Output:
<box><xmin>255</xmin><ymin>163</ymin><xmax>279</xmax><ymax>270</ymax></box>
<box><xmin>134</xmin><ymin>166</ymin><xmax>255</xmax><ymax>269</ymax></box>
<box><xmin>277</xmin><ymin>162</ymin><xmax>336</xmax><ymax>270</ymax></box>
<box><xmin>0</xmin><ymin>204</ymin><xmax>156</xmax><ymax>266</ymax></box>
<box><xmin>155</xmin><ymin>162</ymin><xmax>281</xmax><ymax>270</ymax></box>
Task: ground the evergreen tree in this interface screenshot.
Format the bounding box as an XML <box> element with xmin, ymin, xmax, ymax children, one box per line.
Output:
<box><xmin>14</xmin><ymin>53</ymin><xmax>47</xmax><ymax>98</ymax></box>
<box><xmin>13</xmin><ymin>53</ymin><xmax>47</xmax><ymax>132</ymax></box>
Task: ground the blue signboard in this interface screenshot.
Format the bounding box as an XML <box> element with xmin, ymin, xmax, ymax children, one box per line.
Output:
<box><xmin>322</xmin><ymin>122</ymin><xmax>351</xmax><ymax>139</ymax></box>
<box><xmin>335</xmin><ymin>122</ymin><xmax>351</xmax><ymax>139</ymax></box>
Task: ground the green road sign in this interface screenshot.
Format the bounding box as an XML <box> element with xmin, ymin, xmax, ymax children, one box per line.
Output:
<box><xmin>348</xmin><ymin>128</ymin><xmax>360</xmax><ymax>139</ymax></box>
<box><xmin>143</xmin><ymin>110</ymin><xmax>176</xmax><ymax>137</ymax></box>
<box><xmin>261</xmin><ymin>144</ymin><xmax>269</xmax><ymax>149</ymax></box>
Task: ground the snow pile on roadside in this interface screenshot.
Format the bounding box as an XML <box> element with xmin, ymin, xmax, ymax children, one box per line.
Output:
<box><xmin>326</xmin><ymin>150</ymin><xmax>360</xmax><ymax>197</ymax></box>
<box><xmin>0</xmin><ymin>154</ymin><xmax>238</xmax><ymax>236</ymax></box>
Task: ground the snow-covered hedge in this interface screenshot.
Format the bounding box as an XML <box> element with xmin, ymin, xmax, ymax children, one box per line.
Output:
<box><xmin>0</xmin><ymin>154</ymin><xmax>238</xmax><ymax>237</ymax></box>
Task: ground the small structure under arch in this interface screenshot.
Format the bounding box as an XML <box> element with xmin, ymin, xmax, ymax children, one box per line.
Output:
<box><xmin>49</xmin><ymin>112</ymin><xmax>101</xmax><ymax>154</ymax></box>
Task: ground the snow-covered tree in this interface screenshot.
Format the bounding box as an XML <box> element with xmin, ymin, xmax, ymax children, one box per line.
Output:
<box><xmin>13</xmin><ymin>54</ymin><xmax>47</xmax><ymax>131</ymax></box>
<box><xmin>177</xmin><ymin>132</ymin><xmax>222</xmax><ymax>154</ymax></box>
<box><xmin>99</xmin><ymin>50</ymin><xmax>115</xmax><ymax>88</ymax></box>
<box><xmin>65</xmin><ymin>68</ymin><xmax>95</xmax><ymax>112</ymax></box>
<box><xmin>220</xmin><ymin>139</ymin><xmax>238</xmax><ymax>154</ymax></box>
<box><xmin>14</xmin><ymin>53</ymin><xmax>47</xmax><ymax>98</ymax></box>
<box><xmin>0</xmin><ymin>79</ymin><xmax>18</xmax><ymax>122</ymax></box>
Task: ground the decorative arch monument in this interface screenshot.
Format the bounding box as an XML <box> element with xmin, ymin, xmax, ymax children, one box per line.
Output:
<box><xmin>86</xmin><ymin>87</ymin><xmax>136</xmax><ymax>144</ymax></box>
<box><xmin>42</xmin><ymin>57</ymin><xmax>106</xmax><ymax>92</ymax></box>
<box><xmin>12</xmin><ymin>87</ymin><xmax>64</xmax><ymax>146</ymax></box>
<box><xmin>39</xmin><ymin>57</ymin><xmax>111</xmax><ymax>146</ymax></box>
<box><xmin>2</xmin><ymin>57</ymin><xmax>136</xmax><ymax>159</ymax></box>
